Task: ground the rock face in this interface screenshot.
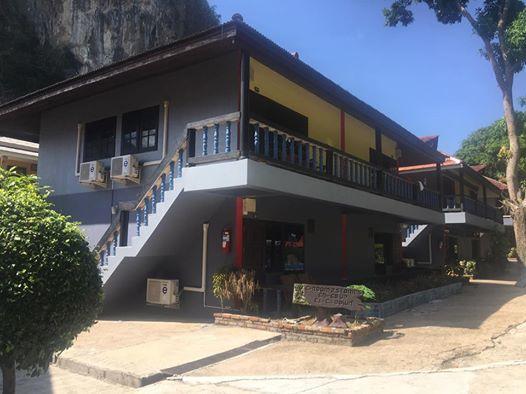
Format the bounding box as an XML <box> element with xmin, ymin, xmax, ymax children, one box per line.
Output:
<box><xmin>22</xmin><ymin>0</ymin><xmax>219</xmax><ymax>73</ymax></box>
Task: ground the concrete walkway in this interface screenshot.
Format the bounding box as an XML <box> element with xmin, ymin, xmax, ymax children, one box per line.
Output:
<box><xmin>4</xmin><ymin>278</ymin><xmax>526</xmax><ymax>393</ymax></box>
<box><xmin>56</xmin><ymin>320</ymin><xmax>280</xmax><ymax>387</ymax></box>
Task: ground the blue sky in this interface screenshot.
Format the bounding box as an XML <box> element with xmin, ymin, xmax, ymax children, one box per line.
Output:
<box><xmin>210</xmin><ymin>0</ymin><xmax>526</xmax><ymax>155</ymax></box>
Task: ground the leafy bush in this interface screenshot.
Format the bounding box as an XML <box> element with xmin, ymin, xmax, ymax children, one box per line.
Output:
<box><xmin>0</xmin><ymin>169</ymin><xmax>102</xmax><ymax>393</ymax></box>
<box><xmin>509</xmin><ymin>247</ymin><xmax>518</xmax><ymax>259</ymax></box>
<box><xmin>445</xmin><ymin>260</ymin><xmax>477</xmax><ymax>277</ymax></box>
<box><xmin>353</xmin><ymin>272</ymin><xmax>462</xmax><ymax>303</ymax></box>
<box><xmin>347</xmin><ymin>285</ymin><xmax>376</xmax><ymax>302</ymax></box>
<box><xmin>459</xmin><ymin>260</ymin><xmax>477</xmax><ymax>276</ymax></box>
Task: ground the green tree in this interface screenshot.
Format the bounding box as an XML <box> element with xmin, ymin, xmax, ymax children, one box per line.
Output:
<box><xmin>456</xmin><ymin>112</ymin><xmax>526</xmax><ymax>186</ymax></box>
<box><xmin>0</xmin><ymin>169</ymin><xmax>102</xmax><ymax>394</ymax></box>
<box><xmin>384</xmin><ymin>0</ymin><xmax>526</xmax><ymax>286</ymax></box>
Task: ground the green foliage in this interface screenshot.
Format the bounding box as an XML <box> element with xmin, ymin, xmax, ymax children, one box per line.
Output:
<box><xmin>384</xmin><ymin>1</ymin><xmax>526</xmax><ymax>74</ymax></box>
<box><xmin>347</xmin><ymin>285</ymin><xmax>376</xmax><ymax>302</ymax></box>
<box><xmin>456</xmin><ymin>112</ymin><xmax>526</xmax><ymax>185</ymax></box>
<box><xmin>0</xmin><ymin>1</ymin><xmax>79</xmax><ymax>102</ymax></box>
<box><xmin>509</xmin><ymin>246</ymin><xmax>518</xmax><ymax>258</ymax></box>
<box><xmin>356</xmin><ymin>272</ymin><xmax>462</xmax><ymax>302</ymax></box>
<box><xmin>211</xmin><ymin>272</ymin><xmax>229</xmax><ymax>310</ymax></box>
<box><xmin>0</xmin><ymin>168</ymin><xmax>102</xmax><ymax>377</ymax></box>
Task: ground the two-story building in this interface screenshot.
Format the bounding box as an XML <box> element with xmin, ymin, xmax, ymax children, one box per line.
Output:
<box><xmin>399</xmin><ymin>136</ymin><xmax>505</xmax><ymax>268</ymax></box>
<box><xmin>0</xmin><ymin>18</ymin><xmax>456</xmax><ymax>313</ymax></box>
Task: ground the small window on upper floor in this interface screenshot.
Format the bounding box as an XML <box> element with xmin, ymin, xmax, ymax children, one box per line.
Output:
<box><xmin>83</xmin><ymin>117</ymin><xmax>117</xmax><ymax>162</ymax></box>
<box><xmin>121</xmin><ymin>106</ymin><xmax>159</xmax><ymax>155</ymax></box>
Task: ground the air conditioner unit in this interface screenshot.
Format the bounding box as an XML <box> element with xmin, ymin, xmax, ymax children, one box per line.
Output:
<box><xmin>146</xmin><ymin>278</ymin><xmax>180</xmax><ymax>308</ymax></box>
<box><xmin>79</xmin><ymin>161</ymin><xmax>106</xmax><ymax>187</ymax></box>
<box><xmin>111</xmin><ymin>154</ymin><xmax>140</xmax><ymax>183</ymax></box>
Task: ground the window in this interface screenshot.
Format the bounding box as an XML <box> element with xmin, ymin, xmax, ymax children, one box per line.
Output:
<box><xmin>249</xmin><ymin>91</ymin><xmax>308</xmax><ymax>136</ymax></box>
<box><xmin>83</xmin><ymin>117</ymin><xmax>116</xmax><ymax>162</ymax></box>
<box><xmin>121</xmin><ymin>106</ymin><xmax>159</xmax><ymax>155</ymax></box>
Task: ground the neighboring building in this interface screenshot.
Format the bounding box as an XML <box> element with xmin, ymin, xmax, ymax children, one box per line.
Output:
<box><xmin>399</xmin><ymin>140</ymin><xmax>505</xmax><ymax>267</ymax></box>
<box><xmin>0</xmin><ymin>137</ymin><xmax>38</xmax><ymax>174</ymax></box>
<box><xmin>1</xmin><ymin>18</ymin><xmax>499</xmax><ymax>313</ymax></box>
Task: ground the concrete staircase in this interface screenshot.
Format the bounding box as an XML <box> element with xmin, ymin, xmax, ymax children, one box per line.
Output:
<box><xmin>402</xmin><ymin>224</ymin><xmax>428</xmax><ymax>247</ymax></box>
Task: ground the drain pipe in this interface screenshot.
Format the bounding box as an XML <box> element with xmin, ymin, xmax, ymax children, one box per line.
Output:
<box><xmin>183</xmin><ymin>222</ymin><xmax>222</xmax><ymax>309</ymax></box>
<box><xmin>184</xmin><ymin>222</ymin><xmax>209</xmax><ymax>293</ymax></box>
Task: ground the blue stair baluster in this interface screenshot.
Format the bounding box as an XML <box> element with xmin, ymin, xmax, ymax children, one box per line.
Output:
<box><xmin>113</xmin><ymin>232</ymin><xmax>119</xmax><ymax>255</ymax></box>
<box><xmin>151</xmin><ymin>186</ymin><xmax>157</xmax><ymax>214</ymax></box>
<box><xmin>225</xmin><ymin>121</ymin><xmax>231</xmax><ymax>153</ymax></box>
<box><xmin>290</xmin><ymin>139</ymin><xmax>295</xmax><ymax>164</ymax></box>
<box><xmin>160</xmin><ymin>173</ymin><xmax>166</xmax><ymax>203</ymax></box>
<box><xmin>318</xmin><ymin>148</ymin><xmax>324</xmax><ymax>173</ymax></box>
<box><xmin>143</xmin><ymin>198</ymin><xmax>149</xmax><ymax>227</ymax></box>
<box><xmin>169</xmin><ymin>161</ymin><xmax>175</xmax><ymax>190</ymax></box>
<box><xmin>202</xmin><ymin>126</ymin><xmax>208</xmax><ymax>156</ymax></box>
<box><xmin>264</xmin><ymin>128</ymin><xmax>270</xmax><ymax>157</ymax></box>
<box><xmin>136</xmin><ymin>207</ymin><xmax>142</xmax><ymax>236</ymax></box>
<box><xmin>213</xmin><ymin>123</ymin><xmax>219</xmax><ymax>154</ymax></box>
<box><xmin>106</xmin><ymin>242</ymin><xmax>111</xmax><ymax>261</ymax></box>
<box><xmin>305</xmin><ymin>143</ymin><xmax>310</xmax><ymax>169</ymax></box>
<box><xmin>100</xmin><ymin>250</ymin><xmax>105</xmax><ymax>266</ymax></box>
<box><xmin>297</xmin><ymin>143</ymin><xmax>303</xmax><ymax>167</ymax></box>
<box><xmin>177</xmin><ymin>150</ymin><xmax>184</xmax><ymax>177</ymax></box>
<box><xmin>254</xmin><ymin>123</ymin><xmax>260</xmax><ymax>154</ymax></box>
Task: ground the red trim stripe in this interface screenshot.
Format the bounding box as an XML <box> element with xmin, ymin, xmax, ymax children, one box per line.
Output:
<box><xmin>234</xmin><ymin>197</ymin><xmax>244</xmax><ymax>268</ymax></box>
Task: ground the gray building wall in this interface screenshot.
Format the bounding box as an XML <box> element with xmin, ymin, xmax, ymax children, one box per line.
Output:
<box><xmin>38</xmin><ymin>52</ymin><xmax>239</xmax><ymax>246</ymax></box>
<box><xmin>103</xmin><ymin>191</ymin><xmax>402</xmax><ymax>311</ymax></box>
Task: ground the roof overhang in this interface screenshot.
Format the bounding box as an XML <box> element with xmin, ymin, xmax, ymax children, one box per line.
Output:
<box><xmin>0</xmin><ymin>21</ymin><xmax>445</xmax><ymax>163</ymax></box>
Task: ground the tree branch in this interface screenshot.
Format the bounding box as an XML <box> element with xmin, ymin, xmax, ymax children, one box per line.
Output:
<box><xmin>497</xmin><ymin>0</ymin><xmax>514</xmax><ymax>88</ymax></box>
<box><xmin>459</xmin><ymin>4</ymin><xmax>507</xmax><ymax>91</ymax></box>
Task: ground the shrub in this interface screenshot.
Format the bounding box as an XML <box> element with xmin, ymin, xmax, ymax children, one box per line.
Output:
<box><xmin>508</xmin><ymin>247</ymin><xmax>518</xmax><ymax>259</ymax></box>
<box><xmin>0</xmin><ymin>169</ymin><xmax>102</xmax><ymax>393</ymax></box>
<box><xmin>347</xmin><ymin>284</ymin><xmax>376</xmax><ymax>302</ymax></box>
<box><xmin>459</xmin><ymin>260</ymin><xmax>477</xmax><ymax>277</ymax></box>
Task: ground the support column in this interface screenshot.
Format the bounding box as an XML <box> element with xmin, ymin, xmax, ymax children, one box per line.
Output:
<box><xmin>341</xmin><ymin>213</ymin><xmax>348</xmax><ymax>279</ymax></box>
<box><xmin>459</xmin><ymin>165</ymin><xmax>465</xmax><ymax>210</ymax></box>
<box><xmin>234</xmin><ymin>197</ymin><xmax>244</xmax><ymax>269</ymax></box>
<box><xmin>239</xmin><ymin>51</ymin><xmax>250</xmax><ymax>158</ymax></box>
<box><xmin>483</xmin><ymin>184</ymin><xmax>488</xmax><ymax>218</ymax></box>
<box><xmin>436</xmin><ymin>162</ymin><xmax>444</xmax><ymax>210</ymax></box>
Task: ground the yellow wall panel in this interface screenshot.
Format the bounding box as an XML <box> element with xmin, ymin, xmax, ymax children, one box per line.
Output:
<box><xmin>250</xmin><ymin>58</ymin><xmax>340</xmax><ymax>148</ymax></box>
<box><xmin>382</xmin><ymin>134</ymin><xmax>398</xmax><ymax>159</ymax></box>
<box><xmin>344</xmin><ymin>113</ymin><xmax>375</xmax><ymax>161</ymax></box>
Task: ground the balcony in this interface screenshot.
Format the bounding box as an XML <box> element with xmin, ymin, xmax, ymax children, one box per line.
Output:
<box><xmin>443</xmin><ymin>194</ymin><xmax>503</xmax><ymax>225</ymax></box>
<box><xmin>185</xmin><ymin>114</ymin><xmax>441</xmax><ymax>213</ymax></box>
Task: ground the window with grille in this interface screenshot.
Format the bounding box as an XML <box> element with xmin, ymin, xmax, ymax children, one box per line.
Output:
<box><xmin>121</xmin><ymin>106</ymin><xmax>159</xmax><ymax>155</ymax></box>
<box><xmin>83</xmin><ymin>117</ymin><xmax>116</xmax><ymax>162</ymax></box>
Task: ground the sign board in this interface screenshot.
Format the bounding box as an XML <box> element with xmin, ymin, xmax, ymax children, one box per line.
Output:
<box><xmin>293</xmin><ymin>283</ymin><xmax>364</xmax><ymax>311</ymax></box>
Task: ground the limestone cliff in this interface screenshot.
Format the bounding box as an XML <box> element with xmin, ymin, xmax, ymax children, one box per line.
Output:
<box><xmin>23</xmin><ymin>0</ymin><xmax>220</xmax><ymax>73</ymax></box>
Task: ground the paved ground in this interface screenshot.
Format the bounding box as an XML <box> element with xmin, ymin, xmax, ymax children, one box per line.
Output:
<box><xmin>188</xmin><ymin>278</ymin><xmax>526</xmax><ymax>376</ymax></box>
<box><xmin>56</xmin><ymin>320</ymin><xmax>280</xmax><ymax>385</ymax></box>
<box><xmin>4</xmin><ymin>277</ymin><xmax>526</xmax><ymax>393</ymax></box>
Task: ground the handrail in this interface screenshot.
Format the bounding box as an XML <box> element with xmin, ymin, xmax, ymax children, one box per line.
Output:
<box><xmin>95</xmin><ymin>137</ymin><xmax>188</xmax><ymax>260</ymax></box>
<box><xmin>248</xmin><ymin>119</ymin><xmax>441</xmax><ymax>211</ymax></box>
<box><xmin>249</xmin><ymin>117</ymin><xmax>378</xmax><ymax>170</ymax></box>
<box><xmin>187</xmin><ymin>111</ymin><xmax>240</xmax><ymax>130</ymax></box>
